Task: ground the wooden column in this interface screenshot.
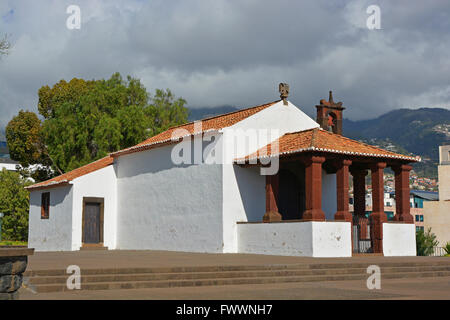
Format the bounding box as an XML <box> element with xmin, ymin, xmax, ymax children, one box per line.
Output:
<box><xmin>263</xmin><ymin>174</ymin><xmax>282</xmax><ymax>222</ymax></box>
<box><xmin>334</xmin><ymin>159</ymin><xmax>352</xmax><ymax>222</ymax></box>
<box><xmin>370</xmin><ymin>162</ymin><xmax>387</xmax><ymax>254</ymax></box>
<box><xmin>303</xmin><ymin>156</ymin><xmax>326</xmax><ymax>221</ymax></box>
<box><xmin>393</xmin><ymin>164</ymin><xmax>414</xmax><ymax>223</ymax></box>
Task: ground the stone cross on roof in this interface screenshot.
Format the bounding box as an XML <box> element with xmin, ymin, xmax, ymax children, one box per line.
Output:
<box><xmin>279</xmin><ymin>83</ymin><xmax>289</xmax><ymax>105</ymax></box>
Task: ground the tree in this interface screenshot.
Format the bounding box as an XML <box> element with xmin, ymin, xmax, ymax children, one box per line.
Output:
<box><xmin>0</xmin><ymin>169</ymin><xmax>32</xmax><ymax>241</ymax></box>
<box><xmin>7</xmin><ymin>73</ymin><xmax>189</xmax><ymax>175</ymax></box>
<box><xmin>6</xmin><ymin>110</ymin><xmax>47</xmax><ymax>167</ymax></box>
<box><xmin>416</xmin><ymin>228</ymin><xmax>438</xmax><ymax>256</ymax></box>
<box><xmin>5</xmin><ymin>110</ymin><xmax>58</xmax><ymax>181</ymax></box>
<box><xmin>147</xmin><ymin>89</ymin><xmax>188</xmax><ymax>136</ymax></box>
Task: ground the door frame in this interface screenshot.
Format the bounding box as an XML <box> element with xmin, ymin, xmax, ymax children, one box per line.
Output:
<box><xmin>81</xmin><ymin>197</ymin><xmax>105</xmax><ymax>248</ymax></box>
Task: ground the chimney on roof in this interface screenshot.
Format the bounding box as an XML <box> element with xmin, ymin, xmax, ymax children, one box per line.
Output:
<box><xmin>279</xmin><ymin>83</ymin><xmax>289</xmax><ymax>105</ymax></box>
<box><xmin>316</xmin><ymin>91</ymin><xmax>345</xmax><ymax>135</ymax></box>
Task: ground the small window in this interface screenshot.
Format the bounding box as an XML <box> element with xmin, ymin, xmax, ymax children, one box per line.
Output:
<box><xmin>420</xmin><ymin>215</ymin><xmax>424</xmax><ymax>222</ymax></box>
<box><xmin>41</xmin><ymin>192</ymin><xmax>50</xmax><ymax>219</ymax></box>
<box><xmin>415</xmin><ymin>215</ymin><xmax>419</xmax><ymax>222</ymax></box>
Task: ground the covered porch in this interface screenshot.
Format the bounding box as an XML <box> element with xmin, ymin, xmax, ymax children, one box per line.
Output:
<box><xmin>235</xmin><ymin>128</ymin><xmax>419</xmax><ymax>257</ymax></box>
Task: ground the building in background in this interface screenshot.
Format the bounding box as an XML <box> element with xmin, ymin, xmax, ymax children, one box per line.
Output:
<box><xmin>349</xmin><ymin>189</ymin><xmax>438</xmax><ymax>232</ymax></box>
<box><xmin>409</xmin><ymin>190</ymin><xmax>438</xmax><ymax>232</ymax></box>
<box><xmin>410</xmin><ymin>190</ymin><xmax>439</xmax><ymax>208</ymax></box>
<box><xmin>0</xmin><ymin>140</ymin><xmax>19</xmax><ymax>172</ymax></box>
<box><xmin>424</xmin><ymin>145</ymin><xmax>450</xmax><ymax>246</ymax></box>
<box><xmin>0</xmin><ymin>158</ymin><xmax>18</xmax><ymax>172</ymax></box>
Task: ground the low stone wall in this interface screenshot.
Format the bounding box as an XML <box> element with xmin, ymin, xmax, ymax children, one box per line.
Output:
<box><xmin>0</xmin><ymin>247</ymin><xmax>34</xmax><ymax>300</ymax></box>
<box><xmin>383</xmin><ymin>223</ymin><xmax>416</xmax><ymax>256</ymax></box>
<box><xmin>237</xmin><ymin>221</ymin><xmax>352</xmax><ymax>257</ymax></box>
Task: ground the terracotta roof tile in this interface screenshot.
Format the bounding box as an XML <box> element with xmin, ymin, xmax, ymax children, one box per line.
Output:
<box><xmin>111</xmin><ymin>100</ymin><xmax>279</xmax><ymax>157</ymax></box>
<box><xmin>236</xmin><ymin>128</ymin><xmax>420</xmax><ymax>162</ymax></box>
<box><xmin>26</xmin><ymin>156</ymin><xmax>114</xmax><ymax>190</ymax></box>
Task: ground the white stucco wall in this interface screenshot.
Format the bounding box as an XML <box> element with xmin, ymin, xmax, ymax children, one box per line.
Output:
<box><xmin>221</xmin><ymin>101</ymin><xmax>320</xmax><ymax>253</ymax></box>
<box><xmin>71</xmin><ymin>164</ymin><xmax>117</xmax><ymax>250</ymax></box>
<box><xmin>237</xmin><ymin>221</ymin><xmax>351</xmax><ymax>257</ymax></box>
<box><xmin>383</xmin><ymin>223</ymin><xmax>416</xmax><ymax>256</ymax></box>
<box><xmin>222</xmin><ymin>164</ymin><xmax>265</xmax><ymax>253</ymax></box>
<box><xmin>115</xmin><ymin>138</ymin><xmax>224</xmax><ymax>253</ymax></box>
<box><xmin>311</xmin><ymin>221</ymin><xmax>352</xmax><ymax>257</ymax></box>
<box><xmin>223</xmin><ymin>100</ymin><xmax>319</xmax><ymax>159</ymax></box>
<box><xmin>28</xmin><ymin>185</ymin><xmax>73</xmax><ymax>251</ymax></box>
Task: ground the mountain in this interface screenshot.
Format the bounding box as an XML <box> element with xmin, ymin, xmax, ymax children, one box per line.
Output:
<box><xmin>343</xmin><ymin>108</ymin><xmax>450</xmax><ymax>177</ymax></box>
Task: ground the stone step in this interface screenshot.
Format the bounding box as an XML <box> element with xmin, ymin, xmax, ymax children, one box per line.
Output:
<box><xmin>23</xmin><ymin>260</ymin><xmax>450</xmax><ymax>277</ymax></box>
<box><xmin>25</xmin><ymin>265</ymin><xmax>450</xmax><ymax>285</ymax></box>
<box><xmin>27</xmin><ymin>270</ymin><xmax>450</xmax><ymax>293</ymax></box>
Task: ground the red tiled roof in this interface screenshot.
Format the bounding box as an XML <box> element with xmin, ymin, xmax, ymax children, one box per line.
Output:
<box><xmin>26</xmin><ymin>156</ymin><xmax>114</xmax><ymax>190</ymax></box>
<box><xmin>236</xmin><ymin>128</ymin><xmax>420</xmax><ymax>162</ymax></box>
<box><xmin>111</xmin><ymin>100</ymin><xmax>279</xmax><ymax>157</ymax></box>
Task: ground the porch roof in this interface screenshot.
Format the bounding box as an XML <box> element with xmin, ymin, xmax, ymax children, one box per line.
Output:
<box><xmin>235</xmin><ymin>128</ymin><xmax>420</xmax><ymax>163</ymax></box>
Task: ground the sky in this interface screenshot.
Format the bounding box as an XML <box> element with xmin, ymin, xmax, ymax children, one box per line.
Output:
<box><xmin>0</xmin><ymin>0</ymin><xmax>449</xmax><ymax>129</ymax></box>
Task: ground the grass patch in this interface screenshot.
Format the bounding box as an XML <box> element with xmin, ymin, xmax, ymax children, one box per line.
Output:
<box><xmin>0</xmin><ymin>240</ymin><xmax>28</xmax><ymax>246</ymax></box>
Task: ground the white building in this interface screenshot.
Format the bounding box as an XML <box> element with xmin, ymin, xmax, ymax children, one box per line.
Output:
<box><xmin>364</xmin><ymin>192</ymin><xmax>395</xmax><ymax>208</ymax></box>
<box><xmin>424</xmin><ymin>145</ymin><xmax>450</xmax><ymax>247</ymax></box>
<box><xmin>27</xmin><ymin>91</ymin><xmax>418</xmax><ymax>257</ymax></box>
<box><xmin>0</xmin><ymin>158</ymin><xmax>19</xmax><ymax>172</ymax></box>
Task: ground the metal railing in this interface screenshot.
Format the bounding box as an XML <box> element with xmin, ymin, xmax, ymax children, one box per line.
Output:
<box><xmin>430</xmin><ymin>247</ymin><xmax>446</xmax><ymax>257</ymax></box>
<box><xmin>352</xmin><ymin>221</ymin><xmax>373</xmax><ymax>254</ymax></box>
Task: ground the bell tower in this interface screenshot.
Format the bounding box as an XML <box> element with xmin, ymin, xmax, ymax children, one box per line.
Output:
<box><xmin>316</xmin><ymin>91</ymin><xmax>345</xmax><ymax>135</ymax></box>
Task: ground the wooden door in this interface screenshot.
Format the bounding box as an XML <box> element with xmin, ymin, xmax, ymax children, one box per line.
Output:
<box><xmin>83</xmin><ymin>202</ymin><xmax>101</xmax><ymax>244</ymax></box>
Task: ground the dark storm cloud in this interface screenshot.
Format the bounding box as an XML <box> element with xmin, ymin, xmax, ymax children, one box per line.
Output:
<box><xmin>0</xmin><ymin>0</ymin><xmax>449</xmax><ymax>129</ymax></box>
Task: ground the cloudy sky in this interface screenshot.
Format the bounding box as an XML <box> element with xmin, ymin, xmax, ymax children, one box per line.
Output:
<box><xmin>0</xmin><ymin>0</ymin><xmax>449</xmax><ymax>128</ymax></box>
